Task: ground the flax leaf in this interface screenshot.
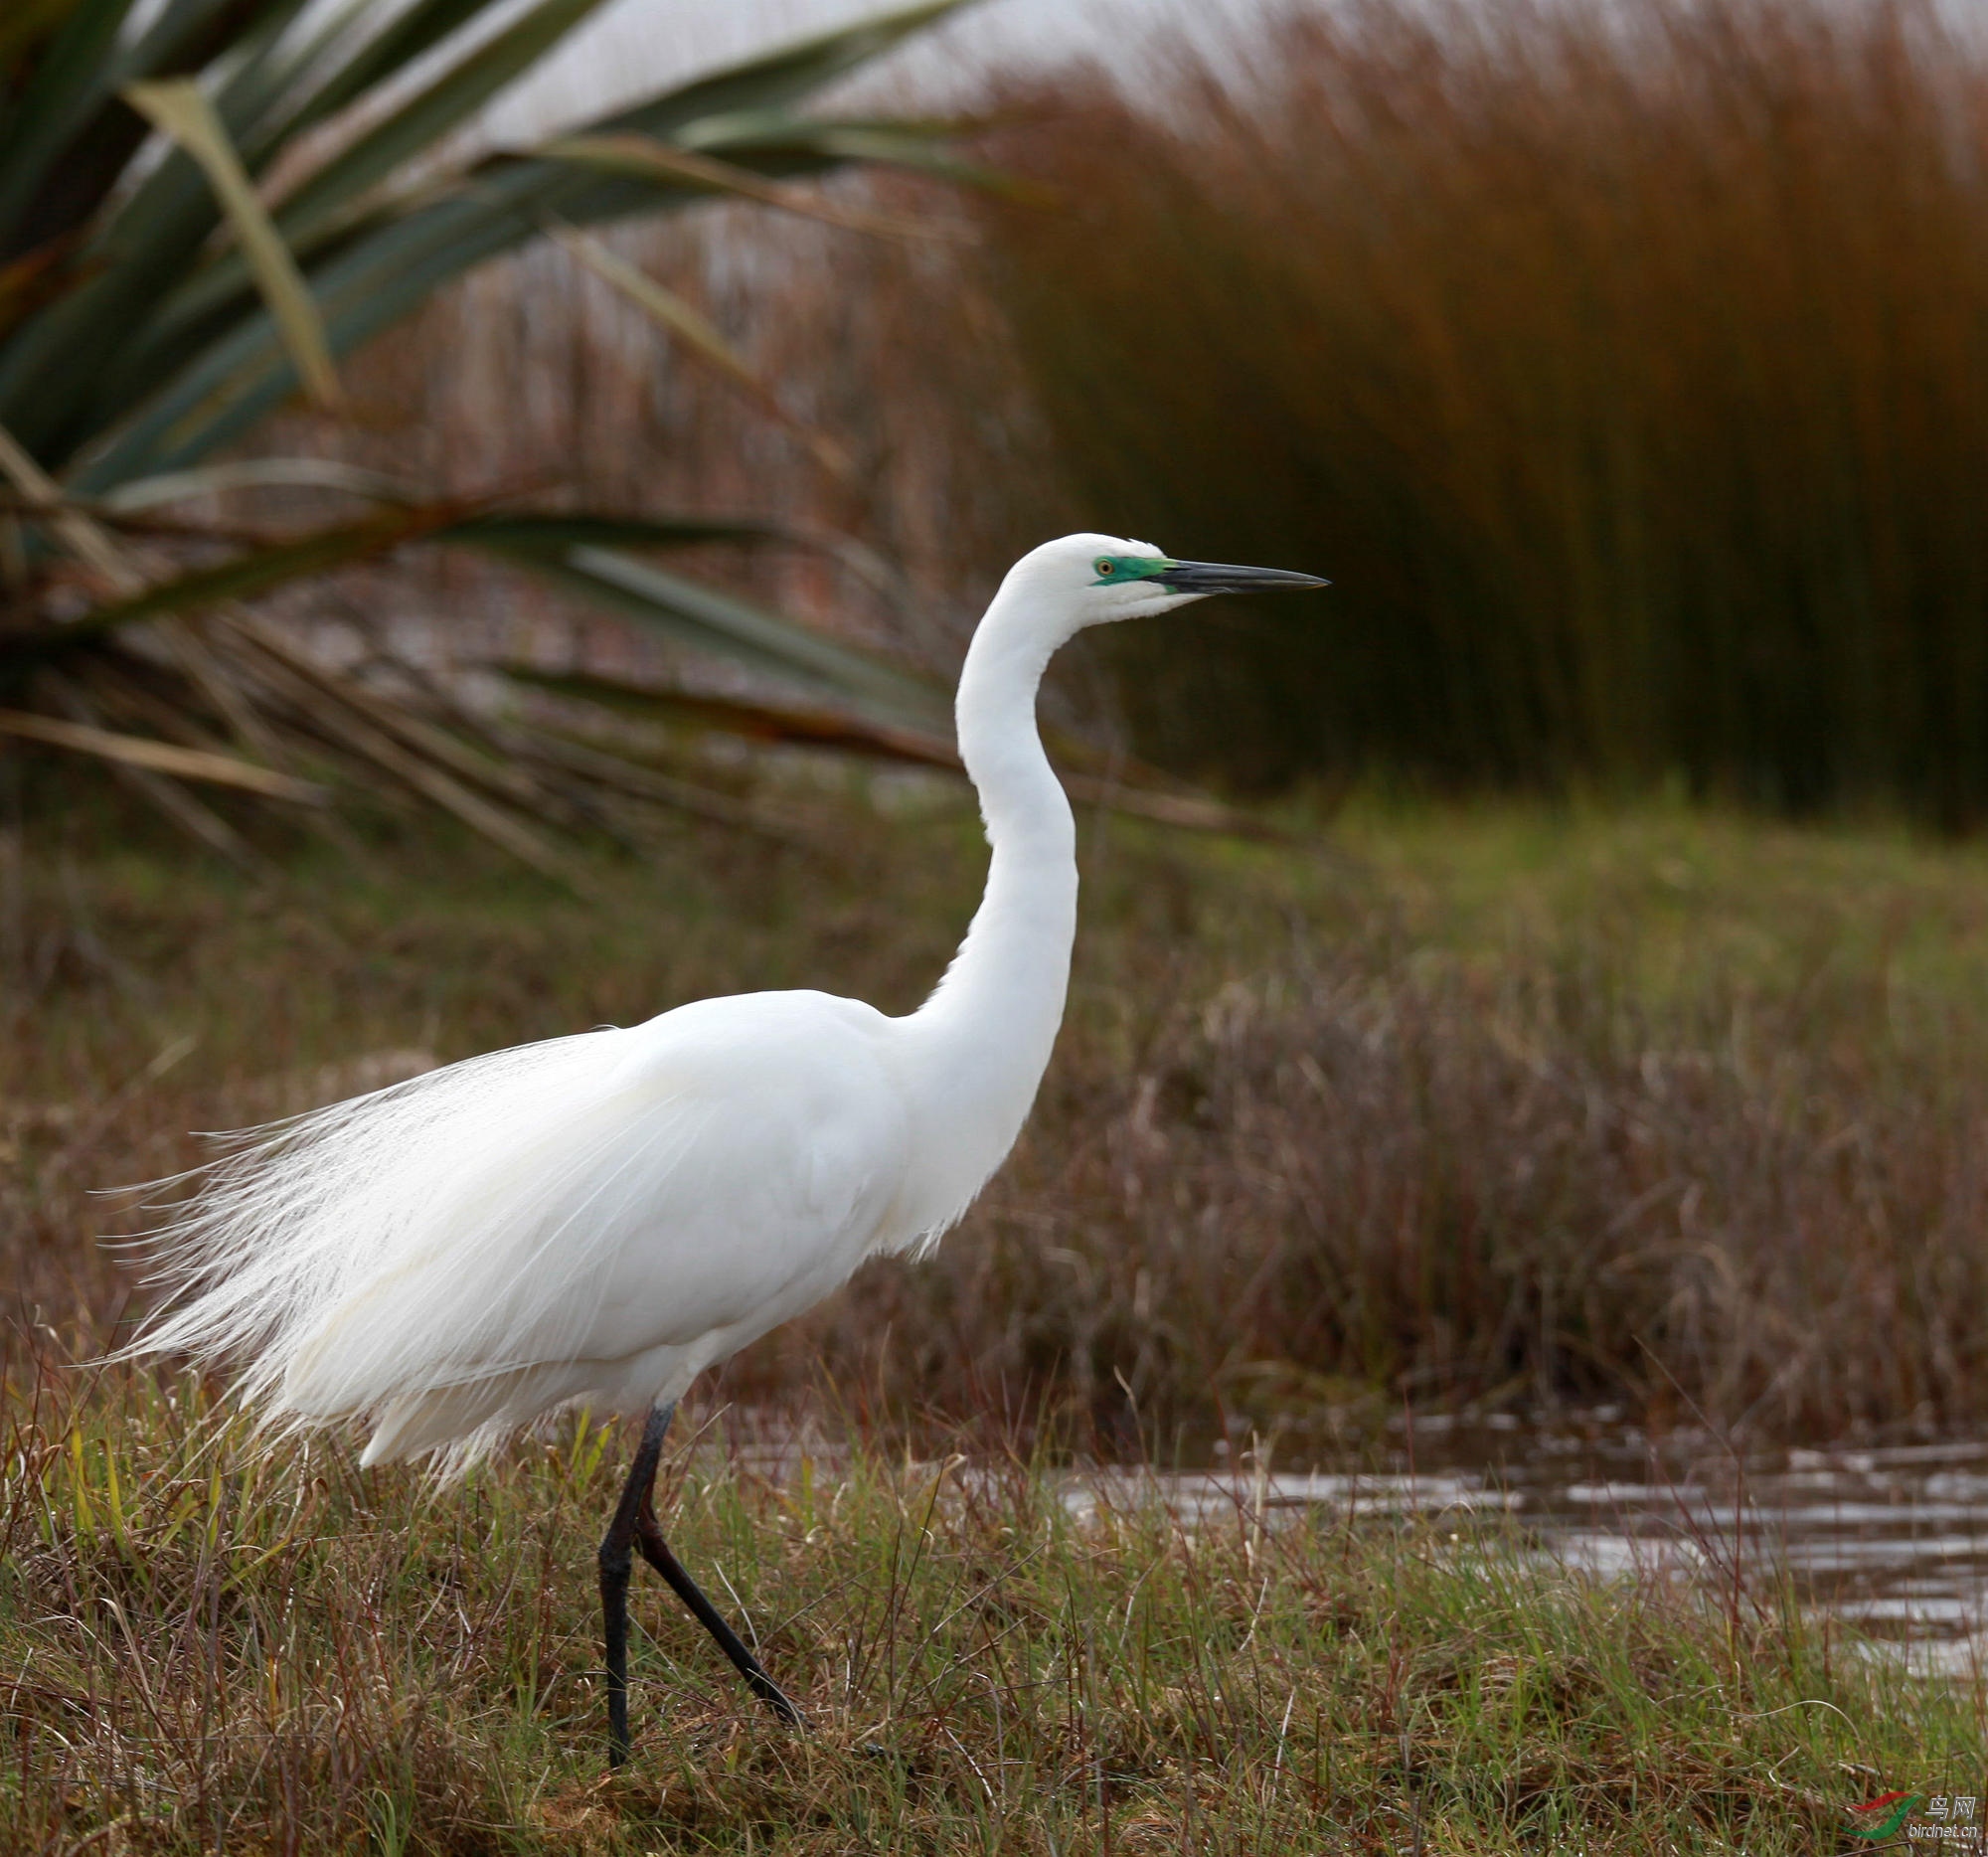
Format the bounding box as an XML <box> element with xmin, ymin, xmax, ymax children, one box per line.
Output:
<box><xmin>122</xmin><ymin>77</ymin><xmax>340</xmax><ymax>410</ymax></box>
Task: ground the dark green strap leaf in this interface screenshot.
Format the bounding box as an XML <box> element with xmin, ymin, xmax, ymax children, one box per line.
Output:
<box><xmin>5</xmin><ymin>502</ymin><xmax>468</xmax><ymax>653</ymax></box>
<box><xmin>461</xmin><ymin>534</ymin><xmax>948</xmax><ymax>729</ymax></box>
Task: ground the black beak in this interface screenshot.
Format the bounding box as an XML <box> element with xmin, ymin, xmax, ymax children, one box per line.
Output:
<box><xmin>1155</xmin><ymin>560</ymin><xmax>1330</xmax><ymax>594</ymax></box>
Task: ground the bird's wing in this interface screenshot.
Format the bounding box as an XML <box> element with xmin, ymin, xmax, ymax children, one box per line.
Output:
<box><xmin>132</xmin><ymin>992</ymin><xmax>909</xmax><ymax>1441</ymax></box>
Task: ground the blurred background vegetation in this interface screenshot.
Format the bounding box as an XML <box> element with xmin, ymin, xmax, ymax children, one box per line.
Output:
<box><xmin>203</xmin><ymin>0</ymin><xmax>1988</xmax><ymax>835</ymax></box>
<box><xmin>20</xmin><ymin>0</ymin><xmax>1987</xmax><ymax>839</ymax></box>
<box><xmin>966</xmin><ymin>0</ymin><xmax>1988</xmax><ymax>820</ymax></box>
<box><xmin>10</xmin><ymin>0</ymin><xmax>1988</xmax><ymax>1428</ymax></box>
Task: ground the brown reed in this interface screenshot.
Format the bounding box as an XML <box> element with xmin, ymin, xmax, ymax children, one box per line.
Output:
<box><xmin>968</xmin><ymin>0</ymin><xmax>1988</xmax><ymax>819</ymax></box>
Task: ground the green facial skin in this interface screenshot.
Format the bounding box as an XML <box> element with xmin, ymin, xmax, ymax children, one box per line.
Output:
<box><xmin>1090</xmin><ymin>554</ymin><xmax>1172</xmax><ymax>586</ymax></box>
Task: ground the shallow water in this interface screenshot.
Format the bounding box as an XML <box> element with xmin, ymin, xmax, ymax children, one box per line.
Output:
<box><xmin>1064</xmin><ymin>1420</ymin><xmax>1988</xmax><ymax>1679</ymax></box>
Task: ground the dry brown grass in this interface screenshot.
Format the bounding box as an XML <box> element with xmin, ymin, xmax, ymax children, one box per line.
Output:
<box><xmin>775</xmin><ymin>807</ymin><xmax>1988</xmax><ymax>1443</ymax></box>
<box><xmin>10</xmin><ymin>783</ymin><xmax>1988</xmax><ymax>1441</ymax></box>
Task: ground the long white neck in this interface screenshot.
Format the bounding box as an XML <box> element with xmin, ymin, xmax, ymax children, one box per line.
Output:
<box><xmin>893</xmin><ymin>575</ymin><xmax>1078</xmax><ymax>1232</ymax></box>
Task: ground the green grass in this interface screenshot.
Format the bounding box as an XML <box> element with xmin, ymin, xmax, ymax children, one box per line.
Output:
<box><xmin>8</xmin><ymin>789</ymin><xmax>1988</xmax><ymax>1846</ymax></box>
<box><xmin>4</xmin><ymin>1364</ymin><xmax>1981</xmax><ymax>1855</ymax></box>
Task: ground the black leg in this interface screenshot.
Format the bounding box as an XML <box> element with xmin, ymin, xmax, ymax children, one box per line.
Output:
<box><xmin>635</xmin><ymin>1498</ymin><xmax>804</xmax><ymax>1726</ymax></box>
<box><xmin>597</xmin><ymin>1402</ymin><xmax>803</xmax><ymax>1767</ymax></box>
<box><xmin>598</xmin><ymin>1402</ymin><xmax>672</xmax><ymax>1768</ymax></box>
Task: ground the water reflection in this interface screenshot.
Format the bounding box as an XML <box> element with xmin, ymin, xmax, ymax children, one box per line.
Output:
<box><xmin>1064</xmin><ymin>1423</ymin><xmax>1988</xmax><ymax>1680</ymax></box>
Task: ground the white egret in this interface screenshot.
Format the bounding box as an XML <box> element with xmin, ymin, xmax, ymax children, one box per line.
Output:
<box><xmin>126</xmin><ymin>533</ymin><xmax>1327</xmax><ymax>1763</ymax></box>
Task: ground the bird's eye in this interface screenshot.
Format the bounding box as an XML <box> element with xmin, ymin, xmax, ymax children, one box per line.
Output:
<box><xmin>1094</xmin><ymin>559</ymin><xmax>1114</xmax><ymax>576</ymax></box>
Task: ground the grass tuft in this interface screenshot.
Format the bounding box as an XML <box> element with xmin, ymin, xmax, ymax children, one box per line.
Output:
<box><xmin>2</xmin><ymin>1353</ymin><xmax>1979</xmax><ymax>1853</ymax></box>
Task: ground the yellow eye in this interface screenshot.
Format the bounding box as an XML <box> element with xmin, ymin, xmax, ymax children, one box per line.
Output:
<box><xmin>1094</xmin><ymin>559</ymin><xmax>1114</xmax><ymax>576</ymax></box>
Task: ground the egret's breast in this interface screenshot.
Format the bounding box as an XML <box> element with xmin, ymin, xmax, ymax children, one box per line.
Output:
<box><xmin>565</xmin><ymin>990</ymin><xmax>913</xmax><ymax>1359</ymax></box>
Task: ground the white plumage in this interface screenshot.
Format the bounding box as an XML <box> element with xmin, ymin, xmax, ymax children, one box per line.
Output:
<box><xmin>126</xmin><ymin>534</ymin><xmax>1325</xmax><ymax>1473</ymax></box>
<box><xmin>121</xmin><ymin>532</ymin><xmax>1325</xmax><ymax>1757</ymax></box>
<box><xmin>139</xmin><ymin>995</ymin><xmax>912</xmax><ymax>1468</ymax></box>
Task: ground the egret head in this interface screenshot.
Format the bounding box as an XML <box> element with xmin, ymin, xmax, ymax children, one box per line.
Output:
<box><xmin>1007</xmin><ymin>532</ymin><xmax>1328</xmax><ymax>631</ymax></box>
